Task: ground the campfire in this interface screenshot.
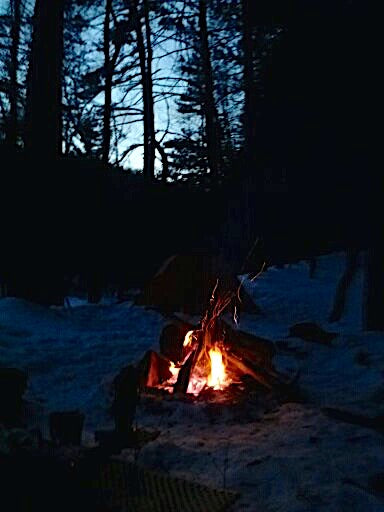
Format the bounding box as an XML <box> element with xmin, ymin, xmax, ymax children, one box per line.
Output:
<box><xmin>138</xmin><ymin>280</ymin><xmax>290</xmax><ymax>398</ymax></box>
<box><xmin>164</xmin><ymin>332</ymin><xmax>230</xmax><ymax>396</ymax></box>
<box><xmin>160</xmin><ymin>286</ymin><xmax>233</xmax><ymax>396</ymax></box>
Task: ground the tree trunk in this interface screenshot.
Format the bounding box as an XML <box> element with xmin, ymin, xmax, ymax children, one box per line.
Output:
<box><xmin>240</xmin><ymin>0</ymin><xmax>261</xmax><ymax>248</ymax></box>
<box><xmin>219</xmin><ymin>81</ymin><xmax>234</xmax><ymax>172</ymax></box>
<box><xmin>8</xmin><ymin>0</ymin><xmax>21</xmax><ymax>147</ymax></box>
<box><xmin>328</xmin><ymin>249</ymin><xmax>359</xmax><ymax>323</ymax></box>
<box><xmin>363</xmin><ymin>247</ymin><xmax>384</xmax><ymax>330</ymax></box>
<box><xmin>130</xmin><ymin>0</ymin><xmax>155</xmax><ymax>181</ymax></box>
<box><xmin>308</xmin><ymin>257</ymin><xmax>317</xmax><ymax>278</ymax></box>
<box><xmin>198</xmin><ymin>0</ymin><xmax>220</xmax><ymax>181</ymax></box>
<box><xmin>102</xmin><ymin>0</ymin><xmax>113</xmax><ymax>164</ymax></box>
<box><xmin>155</xmin><ymin>139</ymin><xmax>169</xmax><ymax>183</ymax></box>
<box><xmin>143</xmin><ymin>0</ymin><xmax>156</xmax><ymax>180</ymax></box>
<box><xmin>131</xmin><ymin>0</ymin><xmax>151</xmax><ymax>180</ymax></box>
<box><xmin>17</xmin><ymin>0</ymin><xmax>65</xmax><ymax>305</ymax></box>
<box><xmin>25</xmin><ymin>0</ymin><xmax>64</xmax><ymax>159</ymax></box>
<box><xmin>242</xmin><ymin>0</ymin><xmax>257</xmax><ymax>169</ymax></box>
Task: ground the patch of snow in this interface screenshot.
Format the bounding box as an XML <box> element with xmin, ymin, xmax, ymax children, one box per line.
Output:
<box><xmin>0</xmin><ymin>298</ymin><xmax>163</xmax><ymax>428</ymax></box>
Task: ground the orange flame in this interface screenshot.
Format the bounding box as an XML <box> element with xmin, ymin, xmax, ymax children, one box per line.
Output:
<box><xmin>168</xmin><ymin>361</ymin><xmax>179</xmax><ymax>382</ymax></box>
<box><xmin>207</xmin><ymin>346</ymin><xmax>227</xmax><ymax>390</ymax></box>
<box><xmin>183</xmin><ymin>330</ymin><xmax>194</xmax><ymax>347</ymax></box>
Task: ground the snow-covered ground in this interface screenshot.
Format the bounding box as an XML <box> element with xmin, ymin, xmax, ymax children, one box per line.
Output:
<box><xmin>0</xmin><ymin>296</ymin><xmax>164</xmax><ymax>430</ymax></box>
<box><xmin>1</xmin><ymin>252</ymin><xmax>384</xmax><ymax>511</ymax></box>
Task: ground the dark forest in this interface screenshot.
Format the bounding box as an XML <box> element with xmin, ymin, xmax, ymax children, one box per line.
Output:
<box><xmin>0</xmin><ymin>0</ymin><xmax>380</xmax><ymax>317</ymax></box>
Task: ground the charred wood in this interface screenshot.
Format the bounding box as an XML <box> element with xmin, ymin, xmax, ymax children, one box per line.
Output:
<box><xmin>226</xmin><ymin>353</ymin><xmax>274</xmax><ymax>390</ymax></box>
<box><xmin>174</xmin><ymin>351</ymin><xmax>195</xmax><ymax>394</ymax></box>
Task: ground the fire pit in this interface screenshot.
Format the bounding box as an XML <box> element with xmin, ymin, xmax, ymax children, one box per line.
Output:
<box><xmin>138</xmin><ymin>283</ymin><xmax>292</xmax><ymax>399</ymax></box>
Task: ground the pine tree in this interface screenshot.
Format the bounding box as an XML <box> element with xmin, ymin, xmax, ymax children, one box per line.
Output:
<box><xmin>160</xmin><ymin>0</ymin><xmax>243</xmax><ymax>184</ymax></box>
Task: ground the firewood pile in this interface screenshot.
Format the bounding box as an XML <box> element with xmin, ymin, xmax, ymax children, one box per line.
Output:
<box><xmin>137</xmin><ymin>288</ymin><xmax>294</xmax><ymax>399</ymax></box>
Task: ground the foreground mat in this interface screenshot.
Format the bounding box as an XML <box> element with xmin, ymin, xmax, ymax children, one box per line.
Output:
<box><xmin>96</xmin><ymin>459</ymin><xmax>239</xmax><ymax>512</ymax></box>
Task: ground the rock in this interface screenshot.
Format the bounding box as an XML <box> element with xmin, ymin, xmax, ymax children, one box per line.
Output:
<box><xmin>49</xmin><ymin>411</ymin><xmax>85</xmax><ymax>446</ymax></box>
<box><xmin>0</xmin><ymin>368</ymin><xmax>27</xmax><ymax>426</ymax></box>
<box><xmin>135</xmin><ymin>251</ymin><xmax>260</xmax><ymax>315</ymax></box>
<box><xmin>159</xmin><ymin>322</ymin><xmax>192</xmax><ymax>363</ymax></box>
<box><xmin>111</xmin><ymin>365</ymin><xmax>138</xmax><ymax>436</ymax></box>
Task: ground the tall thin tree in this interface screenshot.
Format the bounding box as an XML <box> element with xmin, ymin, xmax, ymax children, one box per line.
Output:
<box><xmin>241</xmin><ymin>0</ymin><xmax>257</xmax><ymax>173</ymax></box>
<box><xmin>8</xmin><ymin>0</ymin><xmax>21</xmax><ymax>147</ymax></box>
<box><xmin>130</xmin><ymin>0</ymin><xmax>156</xmax><ymax>180</ymax></box>
<box><xmin>198</xmin><ymin>0</ymin><xmax>220</xmax><ymax>180</ymax></box>
<box><xmin>25</xmin><ymin>0</ymin><xmax>65</xmax><ymax>159</ymax></box>
<box><xmin>102</xmin><ymin>0</ymin><xmax>113</xmax><ymax>164</ymax></box>
<box><xmin>143</xmin><ymin>0</ymin><xmax>155</xmax><ymax>180</ymax></box>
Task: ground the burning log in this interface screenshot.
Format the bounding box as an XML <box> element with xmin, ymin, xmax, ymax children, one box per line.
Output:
<box><xmin>138</xmin><ymin>275</ymin><xmax>291</xmax><ymax>397</ymax></box>
<box><xmin>140</xmin><ymin>316</ymin><xmax>288</xmax><ymax>396</ymax></box>
<box><xmin>138</xmin><ymin>350</ymin><xmax>172</xmax><ymax>388</ymax></box>
<box><xmin>225</xmin><ymin>353</ymin><xmax>274</xmax><ymax>390</ymax></box>
<box><xmin>174</xmin><ymin>351</ymin><xmax>195</xmax><ymax>394</ymax></box>
<box><xmin>228</xmin><ymin>347</ymin><xmax>285</xmax><ymax>382</ymax></box>
<box><xmin>222</xmin><ymin>321</ymin><xmax>276</xmax><ymax>368</ymax></box>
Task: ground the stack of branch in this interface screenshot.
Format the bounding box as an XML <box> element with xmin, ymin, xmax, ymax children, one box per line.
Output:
<box><xmin>138</xmin><ymin>308</ymin><xmax>290</xmax><ymax>395</ymax></box>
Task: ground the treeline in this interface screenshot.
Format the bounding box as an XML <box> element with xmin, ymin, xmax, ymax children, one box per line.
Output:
<box><xmin>0</xmin><ymin>1</ymin><xmax>380</xmax><ymax>311</ymax></box>
<box><xmin>0</xmin><ymin>1</ymin><xmax>374</xmax><ymax>186</ymax></box>
<box><xmin>0</xmin><ymin>0</ymin><xmax>284</xmax><ymax>183</ymax></box>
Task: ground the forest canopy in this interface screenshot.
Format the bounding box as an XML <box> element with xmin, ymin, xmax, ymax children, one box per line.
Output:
<box><xmin>0</xmin><ymin>0</ymin><xmax>373</xmax><ymax>185</ymax></box>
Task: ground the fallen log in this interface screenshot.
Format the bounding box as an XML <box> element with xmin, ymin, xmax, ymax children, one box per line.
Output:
<box><xmin>322</xmin><ymin>407</ymin><xmax>384</xmax><ymax>433</ymax></box>
<box><xmin>288</xmin><ymin>322</ymin><xmax>338</xmax><ymax>345</ymax></box>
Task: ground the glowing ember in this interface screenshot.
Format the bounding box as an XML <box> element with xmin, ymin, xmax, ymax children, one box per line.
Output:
<box><xmin>186</xmin><ymin>371</ymin><xmax>207</xmax><ymax>395</ymax></box>
<box><xmin>207</xmin><ymin>346</ymin><xmax>227</xmax><ymax>390</ymax></box>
